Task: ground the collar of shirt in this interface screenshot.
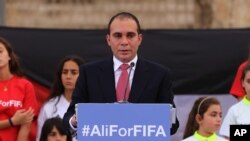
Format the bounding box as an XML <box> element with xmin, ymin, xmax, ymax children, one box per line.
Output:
<box><xmin>242</xmin><ymin>95</ymin><xmax>250</xmax><ymax>106</ymax></box>
<box><xmin>113</xmin><ymin>55</ymin><xmax>138</xmax><ymax>71</ymax></box>
<box><xmin>193</xmin><ymin>131</ymin><xmax>217</xmax><ymax>141</ymax></box>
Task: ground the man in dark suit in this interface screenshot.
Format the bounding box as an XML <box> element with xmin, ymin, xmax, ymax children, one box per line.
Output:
<box><xmin>63</xmin><ymin>12</ymin><xmax>179</xmax><ymax>135</ymax></box>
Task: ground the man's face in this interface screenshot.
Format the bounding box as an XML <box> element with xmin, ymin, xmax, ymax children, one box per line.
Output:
<box><xmin>106</xmin><ymin>18</ymin><xmax>142</xmax><ymax>63</ymax></box>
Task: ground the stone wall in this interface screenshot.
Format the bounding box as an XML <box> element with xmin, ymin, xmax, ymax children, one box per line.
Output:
<box><xmin>3</xmin><ymin>0</ymin><xmax>250</xmax><ymax>29</ymax></box>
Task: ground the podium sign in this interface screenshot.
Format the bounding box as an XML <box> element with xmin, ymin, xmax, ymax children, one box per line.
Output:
<box><xmin>77</xmin><ymin>103</ymin><xmax>171</xmax><ymax>141</ymax></box>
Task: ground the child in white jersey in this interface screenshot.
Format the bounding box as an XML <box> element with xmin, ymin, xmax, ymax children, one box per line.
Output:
<box><xmin>182</xmin><ymin>97</ymin><xmax>227</xmax><ymax>141</ymax></box>
<box><xmin>219</xmin><ymin>63</ymin><xmax>250</xmax><ymax>139</ymax></box>
<box><xmin>37</xmin><ymin>55</ymin><xmax>84</xmax><ymax>141</ymax></box>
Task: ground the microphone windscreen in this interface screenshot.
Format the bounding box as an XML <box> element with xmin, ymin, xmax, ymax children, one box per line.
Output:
<box><xmin>130</xmin><ymin>62</ymin><xmax>135</xmax><ymax>67</ymax></box>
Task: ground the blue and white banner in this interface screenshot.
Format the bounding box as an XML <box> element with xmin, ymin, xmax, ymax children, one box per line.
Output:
<box><xmin>77</xmin><ymin>103</ymin><xmax>171</xmax><ymax>141</ymax></box>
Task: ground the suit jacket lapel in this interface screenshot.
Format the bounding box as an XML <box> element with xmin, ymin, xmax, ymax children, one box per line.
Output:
<box><xmin>129</xmin><ymin>59</ymin><xmax>149</xmax><ymax>102</ymax></box>
<box><xmin>98</xmin><ymin>58</ymin><xmax>117</xmax><ymax>102</ymax></box>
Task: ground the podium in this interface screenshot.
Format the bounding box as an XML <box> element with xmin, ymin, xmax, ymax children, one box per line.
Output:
<box><xmin>76</xmin><ymin>103</ymin><xmax>172</xmax><ymax>141</ymax></box>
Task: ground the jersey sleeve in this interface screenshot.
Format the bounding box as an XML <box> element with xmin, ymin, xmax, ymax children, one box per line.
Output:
<box><xmin>23</xmin><ymin>81</ymin><xmax>38</xmax><ymax>115</ymax></box>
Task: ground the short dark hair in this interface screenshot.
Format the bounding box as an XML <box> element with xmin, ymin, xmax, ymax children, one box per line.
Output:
<box><xmin>39</xmin><ymin>117</ymin><xmax>72</xmax><ymax>141</ymax></box>
<box><xmin>107</xmin><ymin>12</ymin><xmax>141</xmax><ymax>34</ymax></box>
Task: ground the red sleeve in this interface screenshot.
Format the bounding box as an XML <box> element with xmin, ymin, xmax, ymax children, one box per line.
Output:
<box><xmin>23</xmin><ymin>81</ymin><xmax>38</xmax><ymax>115</ymax></box>
<box><xmin>230</xmin><ymin>61</ymin><xmax>247</xmax><ymax>98</ymax></box>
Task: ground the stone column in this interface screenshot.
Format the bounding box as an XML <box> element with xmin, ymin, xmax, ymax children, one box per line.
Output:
<box><xmin>0</xmin><ymin>0</ymin><xmax>5</xmax><ymax>25</ymax></box>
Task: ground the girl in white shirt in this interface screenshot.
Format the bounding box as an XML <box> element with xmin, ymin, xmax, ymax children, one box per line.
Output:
<box><xmin>182</xmin><ymin>97</ymin><xmax>227</xmax><ymax>141</ymax></box>
<box><xmin>37</xmin><ymin>55</ymin><xmax>84</xmax><ymax>141</ymax></box>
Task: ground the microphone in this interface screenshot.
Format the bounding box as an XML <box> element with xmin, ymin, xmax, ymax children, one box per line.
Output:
<box><xmin>119</xmin><ymin>62</ymin><xmax>135</xmax><ymax>103</ymax></box>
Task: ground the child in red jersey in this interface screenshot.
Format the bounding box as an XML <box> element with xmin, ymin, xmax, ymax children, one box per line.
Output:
<box><xmin>0</xmin><ymin>37</ymin><xmax>37</xmax><ymax>141</ymax></box>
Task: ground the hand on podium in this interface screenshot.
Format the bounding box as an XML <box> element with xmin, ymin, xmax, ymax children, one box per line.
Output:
<box><xmin>70</xmin><ymin>114</ymin><xmax>77</xmax><ymax>128</ymax></box>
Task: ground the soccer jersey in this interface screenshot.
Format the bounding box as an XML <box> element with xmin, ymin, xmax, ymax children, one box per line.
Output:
<box><xmin>0</xmin><ymin>76</ymin><xmax>38</xmax><ymax>141</ymax></box>
<box><xmin>37</xmin><ymin>95</ymin><xmax>70</xmax><ymax>141</ymax></box>
<box><xmin>219</xmin><ymin>96</ymin><xmax>250</xmax><ymax>137</ymax></box>
<box><xmin>182</xmin><ymin>131</ymin><xmax>227</xmax><ymax>141</ymax></box>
